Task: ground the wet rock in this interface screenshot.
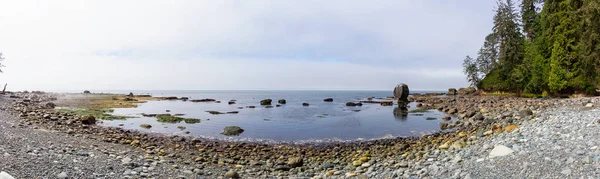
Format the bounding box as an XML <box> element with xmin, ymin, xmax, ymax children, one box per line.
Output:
<box><xmin>80</xmin><ymin>115</ymin><xmax>96</xmax><ymax>125</ymax></box>
<box><xmin>228</xmin><ymin>101</ymin><xmax>236</xmax><ymax>105</ymax></box>
<box><xmin>140</xmin><ymin>124</ymin><xmax>152</xmax><ymax>129</ymax></box>
<box><xmin>442</xmin><ymin>116</ymin><xmax>451</xmax><ymax>120</ymax></box>
<box><xmin>440</xmin><ymin>123</ymin><xmax>449</xmax><ymax>130</ymax></box>
<box><xmin>324</xmin><ymin>98</ymin><xmax>334</xmax><ymax>102</ymax></box>
<box><xmin>221</xmin><ymin>126</ymin><xmax>244</xmax><ymax>136</ymax></box>
<box><xmin>260</xmin><ymin>99</ymin><xmax>272</xmax><ymax>105</ymax></box>
<box><xmin>278</xmin><ymin>99</ymin><xmax>286</xmax><ymax>104</ymax></box>
<box><xmin>302</xmin><ymin>103</ymin><xmax>310</xmax><ymax>106</ymax></box>
<box><xmin>380</xmin><ymin>101</ymin><xmax>393</xmax><ymax>106</ymax></box>
<box><xmin>83</xmin><ymin>90</ymin><xmax>91</xmax><ymax>94</ymax></box>
<box><xmin>190</xmin><ymin>99</ymin><xmax>216</xmax><ymax>102</ymax></box>
<box><xmin>346</xmin><ymin>102</ymin><xmax>363</xmax><ymax>107</ymax></box>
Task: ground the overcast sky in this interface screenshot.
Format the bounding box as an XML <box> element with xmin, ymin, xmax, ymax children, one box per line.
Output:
<box><xmin>0</xmin><ymin>0</ymin><xmax>496</xmax><ymax>91</ymax></box>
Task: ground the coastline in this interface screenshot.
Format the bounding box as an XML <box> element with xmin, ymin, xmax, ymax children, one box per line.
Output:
<box><xmin>1</xmin><ymin>92</ymin><xmax>598</xmax><ymax>178</ymax></box>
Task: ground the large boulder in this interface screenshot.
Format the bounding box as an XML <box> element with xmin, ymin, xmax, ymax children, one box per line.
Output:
<box><xmin>83</xmin><ymin>90</ymin><xmax>91</xmax><ymax>94</ymax></box>
<box><xmin>260</xmin><ymin>99</ymin><xmax>272</xmax><ymax>105</ymax></box>
<box><xmin>447</xmin><ymin>88</ymin><xmax>458</xmax><ymax>95</ymax></box>
<box><xmin>221</xmin><ymin>126</ymin><xmax>244</xmax><ymax>136</ymax></box>
<box><xmin>323</xmin><ymin>98</ymin><xmax>333</xmax><ymax>102</ymax></box>
<box><xmin>457</xmin><ymin>87</ymin><xmax>476</xmax><ymax>95</ymax></box>
<box><xmin>394</xmin><ymin>83</ymin><xmax>410</xmax><ymax>102</ymax></box>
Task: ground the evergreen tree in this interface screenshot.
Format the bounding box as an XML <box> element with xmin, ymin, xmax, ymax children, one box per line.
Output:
<box><xmin>462</xmin><ymin>56</ymin><xmax>480</xmax><ymax>88</ymax></box>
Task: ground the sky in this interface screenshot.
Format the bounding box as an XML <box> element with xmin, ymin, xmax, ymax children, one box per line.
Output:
<box><xmin>0</xmin><ymin>0</ymin><xmax>497</xmax><ymax>91</ymax></box>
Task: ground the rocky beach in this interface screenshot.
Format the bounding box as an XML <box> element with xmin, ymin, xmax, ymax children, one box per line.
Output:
<box><xmin>0</xmin><ymin>91</ymin><xmax>599</xmax><ymax>178</ymax></box>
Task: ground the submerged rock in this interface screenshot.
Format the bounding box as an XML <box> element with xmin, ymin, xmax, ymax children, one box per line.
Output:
<box><xmin>140</xmin><ymin>124</ymin><xmax>152</xmax><ymax>129</ymax></box>
<box><xmin>346</xmin><ymin>102</ymin><xmax>362</xmax><ymax>107</ymax></box>
<box><xmin>323</xmin><ymin>98</ymin><xmax>333</xmax><ymax>102</ymax></box>
<box><xmin>190</xmin><ymin>99</ymin><xmax>216</xmax><ymax>102</ymax></box>
<box><xmin>302</xmin><ymin>103</ymin><xmax>309</xmax><ymax>106</ymax></box>
<box><xmin>221</xmin><ymin>126</ymin><xmax>244</xmax><ymax>136</ymax></box>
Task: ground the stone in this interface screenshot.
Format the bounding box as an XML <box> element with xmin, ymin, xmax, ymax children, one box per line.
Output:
<box><xmin>353</xmin><ymin>160</ymin><xmax>363</xmax><ymax>167</ymax></box>
<box><xmin>504</xmin><ymin>125</ymin><xmax>518</xmax><ymax>132</ymax></box>
<box><xmin>447</xmin><ymin>88</ymin><xmax>457</xmax><ymax>95</ymax></box>
<box><xmin>518</xmin><ymin>109</ymin><xmax>533</xmax><ymax>118</ymax></box>
<box><xmin>324</xmin><ymin>98</ymin><xmax>334</xmax><ymax>102</ymax></box>
<box><xmin>346</xmin><ymin>102</ymin><xmax>362</xmax><ymax>107</ymax></box>
<box><xmin>80</xmin><ymin>115</ymin><xmax>96</xmax><ymax>124</ymax></box>
<box><xmin>442</xmin><ymin>116</ymin><xmax>451</xmax><ymax>120</ymax></box>
<box><xmin>582</xmin><ymin>156</ymin><xmax>592</xmax><ymax>164</ymax></box>
<box><xmin>393</xmin><ymin>83</ymin><xmax>410</xmax><ymax>101</ymax></box>
<box><xmin>140</xmin><ymin>124</ymin><xmax>152</xmax><ymax>129</ymax></box>
<box><xmin>45</xmin><ymin>102</ymin><xmax>56</xmax><ymax>109</ymax></box>
<box><xmin>260</xmin><ymin>99</ymin><xmax>272</xmax><ymax>105</ymax></box>
<box><xmin>473</xmin><ymin>113</ymin><xmax>484</xmax><ymax>121</ymax></box>
<box><xmin>457</xmin><ymin>87</ymin><xmax>476</xmax><ymax>95</ymax></box>
<box><xmin>561</xmin><ymin>168</ymin><xmax>572</xmax><ymax>175</ymax></box>
<box><xmin>302</xmin><ymin>103</ymin><xmax>310</xmax><ymax>106</ymax></box>
<box><xmin>483</xmin><ymin>131</ymin><xmax>493</xmax><ymax>136</ymax></box>
<box><xmin>224</xmin><ymin>170</ymin><xmax>240</xmax><ymax>178</ymax></box>
<box><xmin>221</xmin><ymin>126</ymin><xmax>244</xmax><ymax>136</ymax></box>
<box><xmin>57</xmin><ymin>172</ymin><xmax>68</xmax><ymax>179</ymax></box>
<box><xmin>287</xmin><ymin>157</ymin><xmax>303</xmax><ymax>167</ymax></box>
<box><xmin>278</xmin><ymin>99</ymin><xmax>286</xmax><ymax>104</ymax></box>
<box><xmin>83</xmin><ymin>90</ymin><xmax>91</xmax><ymax>94</ymax></box>
<box><xmin>0</xmin><ymin>172</ymin><xmax>15</xmax><ymax>179</ymax></box>
<box><xmin>585</xmin><ymin>103</ymin><xmax>594</xmax><ymax>108</ymax></box>
<box><xmin>489</xmin><ymin>145</ymin><xmax>514</xmax><ymax>157</ymax></box>
<box><xmin>440</xmin><ymin>123</ymin><xmax>449</xmax><ymax>130</ymax></box>
<box><xmin>438</xmin><ymin>143</ymin><xmax>450</xmax><ymax>150</ymax></box>
<box><xmin>458</xmin><ymin>132</ymin><xmax>467</xmax><ymax>137</ymax></box>
<box><xmin>323</xmin><ymin>162</ymin><xmax>334</xmax><ymax>169</ymax></box>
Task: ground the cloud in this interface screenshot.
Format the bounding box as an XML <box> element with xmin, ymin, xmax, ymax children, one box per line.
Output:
<box><xmin>0</xmin><ymin>0</ymin><xmax>496</xmax><ymax>91</ymax></box>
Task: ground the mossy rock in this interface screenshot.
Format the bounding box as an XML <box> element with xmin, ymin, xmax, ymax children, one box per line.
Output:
<box><xmin>221</xmin><ymin>126</ymin><xmax>244</xmax><ymax>136</ymax></box>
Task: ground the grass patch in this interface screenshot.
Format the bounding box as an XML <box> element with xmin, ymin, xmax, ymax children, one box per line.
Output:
<box><xmin>56</xmin><ymin>108</ymin><xmax>136</xmax><ymax>120</ymax></box>
<box><xmin>408</xmin><ymin>108</ymin><xmax>432</xmax><ymax>113</ymax></box>
<box><xmin>156</xmin><ymin>114</ymin><xmax>200</xmax><ymax>124</ymax></box>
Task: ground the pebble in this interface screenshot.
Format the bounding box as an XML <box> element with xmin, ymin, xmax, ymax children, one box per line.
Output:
<box><xmin>489</xmin><ymin>145</ymin><xmax>514</xmax><ymax>157</ymax></box>
<box><xmin>56</xmin><ymin>172</ymin><xmax>68</xmax><ymax>179</ymax></box>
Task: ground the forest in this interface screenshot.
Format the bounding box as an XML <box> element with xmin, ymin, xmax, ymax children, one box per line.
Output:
<box><xmin>463</xmin><ymin>0</ymin><xmax>600</xmax><ymax>96</ymax></box>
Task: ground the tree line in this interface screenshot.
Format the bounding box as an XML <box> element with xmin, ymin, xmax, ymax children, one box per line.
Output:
<box><xmin>463</xmin><ymin>0</ymin><xmax>600</xmax><ymax>95</ymax></box>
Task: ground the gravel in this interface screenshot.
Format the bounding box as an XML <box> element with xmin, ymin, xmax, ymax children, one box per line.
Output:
<box><xmin>370</xmin><ymin>99</ymin><xmax>600</xmax><ymax>178</ymax></box>
<box><xmin>0</xmin><ymin>97</ymin><xmax>190</xmax><ymax>178</ymax></box>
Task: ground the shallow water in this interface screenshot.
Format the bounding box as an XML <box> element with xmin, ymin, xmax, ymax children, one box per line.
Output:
<box><xmin>98</xmin><ymin>90</ymin><xmax>455</xmax><ymax>142</ymax></box>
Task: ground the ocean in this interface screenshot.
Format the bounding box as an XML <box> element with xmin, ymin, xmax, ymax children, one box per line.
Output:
<box><xmin>88</xmin><ymin>90</ymin><xmax>453</xmax><ymax>143</ymax></box>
